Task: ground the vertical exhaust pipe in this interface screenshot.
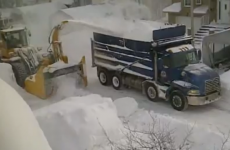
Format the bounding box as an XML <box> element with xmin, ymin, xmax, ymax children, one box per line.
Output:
<box><xmin>0</xmin><ymin>78</ymin><xmax>52</xmax><ymax>150</ymax></box>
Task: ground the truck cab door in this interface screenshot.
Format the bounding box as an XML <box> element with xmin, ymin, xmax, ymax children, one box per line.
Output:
<box><xmin>159</xmin><ymin>56</ymin><xmax>172</xmax><ymax>84</ymax></box>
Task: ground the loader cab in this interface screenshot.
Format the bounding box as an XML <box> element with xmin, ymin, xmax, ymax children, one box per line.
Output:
<box><xmin>2</xmin><ymin>27</ymin><xmax>29</xmax><ymax>49</ymax></box>
<box><xmin>0</xmin><ymin>27</ymin><xmax>30</xmax><ymax>58</ymax></box>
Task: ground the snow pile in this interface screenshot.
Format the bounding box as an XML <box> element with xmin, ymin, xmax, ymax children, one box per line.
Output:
<box><xmin>114</xmin><ymin>97</ymin><xmax>138</xmax><ymax>117</ymax></box>
<box><xmin>34</xmin><ymin>94</ymin><xmax>124</xmax><ymax>150</ymax></box>
<box><xmin>59</xmin><ymin>1</ymin><xmax>151</xmax><ymax>21</ymax></box>
<box><xmin>0</xmin><ymin>63</ymin><xmax>17</xmax><ymax>87</ymax></box>
<box><xmin>221</xmin><ymin>71</ymin><xmax>230</xmax><ymax>90</ymax></box>
<box><xmin>115</xmin><ymin>98</ymin><xmax>230</xmax><ymax>150</ymax></box>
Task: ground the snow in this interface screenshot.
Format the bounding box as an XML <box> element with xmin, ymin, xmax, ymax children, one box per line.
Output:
<box><xmin>220</xmin><ymin>71</ymin><xmax>230</xmax><ymax>90</ymax></box>
<box><xmin>43</xmin><ymin>61</ymin><xmax>77</xmax><ymax>73</ymax></box>
<box><xmin>18</xmin><ymin>2</ymin><xmax>67</xmax><ymax>46</ymax></box>
<box><xmin>163</xmin><ymin>2</ymin><xmax>181</xmax><ymax>13</ymax></box>
<box><xmin>114</xmin><ymin>97</ymin><xmax>138</xmax><ymax>118</ymax></box>
<box><xmin>34</xmin><ymin>94</ymin><xmax>124</xmax><ymax>150</ymax></box>
<box><xmin>193</xmin><ymin>5</ymin><xmax>209</xmax><ymax>14</ymax></box>
<box><xmin>1</xmin><ymin>0</ymin><xmax>230</xmax><ymax>150</ymax></box>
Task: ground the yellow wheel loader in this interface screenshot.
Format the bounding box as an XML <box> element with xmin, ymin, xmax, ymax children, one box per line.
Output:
<box><xmin>0</xmin><ymin>21</ymin><xmax>88</xmax><ymax>99</ymax></box>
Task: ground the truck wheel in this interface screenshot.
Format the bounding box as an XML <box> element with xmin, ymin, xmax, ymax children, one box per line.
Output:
<box><xmin>11</xmin><ymin>62</ymin><xmax>28</xmax><ymax>88</ymax></box>
<box><xmin>169</xmin><ymin>90</ymin><xmax>188</xmax><ymax>111</ymax></box>
<box><xmin>111</xmin><ymin>74</ymin><xmax>122</xmax><ymax>90</ymax></box>
<box><xmin>98</xmin><ymin>68</ymin><xmax>111</xmax><ymax>86</ymax></box>
<box><xmin>145</xmin><ymin>82</ymin><xmax>159</xmax><ymax>102</ymax></box>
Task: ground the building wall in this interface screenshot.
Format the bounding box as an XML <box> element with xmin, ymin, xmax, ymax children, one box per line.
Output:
<box><xmin>141</xmin><ymin>0</ymin><xmax>172</xmax><ymax>20</ymax></box>
<box><xmin>168</xmin><ymin>0</ymin><xmax>216</xmax><ymax>24</ymax></box>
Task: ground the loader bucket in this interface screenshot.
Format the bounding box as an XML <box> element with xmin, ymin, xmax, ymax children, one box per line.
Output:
<box><xmin>24</xmin><ymin>56</ymin><xmax>88</xmax><ymax>99</ymax></box>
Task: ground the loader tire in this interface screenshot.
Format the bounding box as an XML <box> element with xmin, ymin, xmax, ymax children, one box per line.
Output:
<box><xmin>11</xmin><ymin>62</ymin><xmax>28</xmax><ymax>88</ymax></box>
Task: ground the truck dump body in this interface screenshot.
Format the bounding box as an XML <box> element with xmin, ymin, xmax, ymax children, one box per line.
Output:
<box><xmin>91</xmin><ymin>25</ymin><xmax>187</xmax><ymax>79</ymax></box>
<box><xmin>92</xmin><ymin>33</ymin><xmax>153</xmax><ymax>78</ymax></box>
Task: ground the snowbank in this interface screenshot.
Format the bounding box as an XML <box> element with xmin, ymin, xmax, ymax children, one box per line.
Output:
<box><xmin>221</xmin><ymin>70</ymin><xmax>230</xmax><ymax>90</ymax></box>
<box><xmin>0</xmin><ymin>77</ymin><xmax>52</xmax><ymax>150</ymax></box>
<box><xmin>59</xmin><ymin>1</ymin><xmax>151</xmax><ymax>21</ymax></box>
<box><xmin>114</xmin><ymin>97</ymin><xmax>138</xmax><ymax>117</ymax></box>
<box><xmin>34</xmin><ymin>94</ymin><xmax>124</xmax><ymax>150</ymax></box>
<box><xmin>0</xmin><ymin>63</ymin><xmax>16</xmax><ymax>86</ymax></box>
<box><xmin>114</xmin><ymin>97</ymin><xmax>230</xmax><ymax>150</ymax></box>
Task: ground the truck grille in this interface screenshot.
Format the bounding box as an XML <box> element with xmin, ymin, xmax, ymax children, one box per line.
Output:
<box><xmin>205</xmin><ymin>77</ymin><xmax>220</xmax><ymax>94</ymax></box>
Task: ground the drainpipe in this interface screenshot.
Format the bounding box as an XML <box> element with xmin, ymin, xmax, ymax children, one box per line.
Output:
<box><xmin>191</xmin><ymin>0</ymin><xmax>194</xmax><ymax>45</ymax></box>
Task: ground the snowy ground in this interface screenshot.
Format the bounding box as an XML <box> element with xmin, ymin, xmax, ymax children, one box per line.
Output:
<box><xmin>1</xmin><ymin>1</ymin><xmax>230</xmax><ymax>150</ymax></box>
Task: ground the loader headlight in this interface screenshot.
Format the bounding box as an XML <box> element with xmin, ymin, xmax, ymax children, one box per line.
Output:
<box><xmin>188</xmin><ymin>90</ymin><xmax>200</xmax><ymax>95</ymax></box>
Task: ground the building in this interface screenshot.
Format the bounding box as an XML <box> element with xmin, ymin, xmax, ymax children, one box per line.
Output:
<box><xmin>163</xmin><ymin>0</ymin><xmax>217</xmax><ymax>34</ymax></box>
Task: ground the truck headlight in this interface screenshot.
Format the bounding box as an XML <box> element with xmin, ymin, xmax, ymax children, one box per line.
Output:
<box><xmin>188</xmin><ymin>90</ymin><xmax>200</xmax><ymax>95</ymax></box>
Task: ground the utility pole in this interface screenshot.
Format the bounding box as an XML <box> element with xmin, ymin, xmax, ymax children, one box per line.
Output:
<box><xmin>190</xmin><ymin>0</ymin><xmax>194</xmax><ymax>45</ymax></box>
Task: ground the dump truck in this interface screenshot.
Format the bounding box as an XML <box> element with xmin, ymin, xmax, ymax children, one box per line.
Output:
<box><xmin>91</xmin><ymin>25</ymin><xmax>221</xmax><ymax>111</ymax></box>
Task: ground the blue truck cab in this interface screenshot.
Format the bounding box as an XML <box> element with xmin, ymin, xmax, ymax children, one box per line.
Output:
<box><xmin>90</xmin><ymin>24</ymin><xmax>221</xmax><ymax>111</ymax></box>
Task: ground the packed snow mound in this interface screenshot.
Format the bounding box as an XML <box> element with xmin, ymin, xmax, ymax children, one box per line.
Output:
<box><xmin>128</xmin><ymin>109</ymin><xmax>230</xmax><ymax>150</ymax></box>
<box><xmin>59</xmin><ymin>1</ymin><xmax>151</xmax><ymax>21</ymax></box>
<box><xmin>34</xmin><ymin>94</ymin><xmax>124</xmax><ymax>150</ymax></box>
<box><xmin>114</xmin><ymin>97</ymin><xmax>138</xmax><ymax>117</ymax></box>
<box><xmin>220</xmin><ymin>71</ymin><xmax>230</xmax><ymax>90</ymax></box>
<box><xmin>0</xmin><ymin>63</ymin><xmax>16</xmax><ymax>87</ymax></box>
<box><xmin>113</xmin><ymin>98</ymin><xmax>230</xmax><ymax>149</ymax></box>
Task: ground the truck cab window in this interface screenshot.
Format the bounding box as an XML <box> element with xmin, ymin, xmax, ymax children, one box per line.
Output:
<box><xmin>171</xmin><ymin>50</ymin><xmax>198</xmax><ymax>68</ymax></box>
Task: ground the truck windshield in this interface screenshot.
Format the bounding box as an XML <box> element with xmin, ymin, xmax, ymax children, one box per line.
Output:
<box><xmin>171</xmin><ymin>50</ymin><xmax>199</xmax><ymax>68</ymax></box>
<box><xmin>5</xmin><ymin>30</ymin><xmax>28</xmax><ymax>49</ymax></box>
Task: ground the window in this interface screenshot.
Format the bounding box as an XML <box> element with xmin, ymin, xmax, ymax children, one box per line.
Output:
<box><xmin>170</xmin><ymin>51</ymin><xmax>199</xmax><ymax>68</ymax></box>
<box><xmin>196</xmin><ymin>0</ymin><xmax>202</xmax><ymax>5</ymax></box>
<box><xmin>184</xmin><ymin>0</ymin><xmax>191</xmax><ymax>7</ymax></box>
<box><xmin>5</xmin><ymin>30</ymin><xmax>28</xmax><ymax>49</ymax></box>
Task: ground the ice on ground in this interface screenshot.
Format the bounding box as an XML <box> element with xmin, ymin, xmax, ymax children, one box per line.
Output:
<box><xmin>114</xmin><ymin>97</ymin><xmax>138</xmax><ymax>118</ymax></box>
<box><xmin>34</xmin><ymin>94</ymin><xmax>124</xmax><ymax>150</ymax></box>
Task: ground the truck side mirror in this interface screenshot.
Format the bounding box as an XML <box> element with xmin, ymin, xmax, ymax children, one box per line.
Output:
<box><xmin>197</xmin><ymin>49</ymin><xmax>201</xmax><ymax>60</ymax></box>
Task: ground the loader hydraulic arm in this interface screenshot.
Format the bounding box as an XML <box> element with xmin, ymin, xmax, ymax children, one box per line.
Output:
<box><xmin>48</xmin><ymin>21</ymin><xmax>69</xmax><ymax>63</ymax></box>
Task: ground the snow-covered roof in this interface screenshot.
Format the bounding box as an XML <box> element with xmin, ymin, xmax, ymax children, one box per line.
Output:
<box><xmin>1</xmin><ymin>26</ymin><xmax>25</xmax><ymax>32</ymax></box>
<box><xmin>163</xmin><ymin>2</ymin><xmax>181</xmax><ymax>13</ymax></box>
<box><xmin>193</xmin><ymin>5</ymin><xmax>209</xmax><ymax>14</ymax></box>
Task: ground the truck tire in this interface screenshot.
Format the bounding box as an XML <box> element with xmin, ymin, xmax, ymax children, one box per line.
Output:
<box><xmin>145</xmin><ymin>82</ymin><xmax>159</xmax><ymax>102</ymax></box>
<box><xmin>169</xmin><ymin>90</ymin><xmax>188</xmax><ymax>111</ymax></box>
<box><xmin>111</xmin><ymin>73</ymin><xmax>122</xmax><ymax>90</ymax></box>
<box><xmin>97</xmin><ymin>68</ymin><xmax>111</xmax><ymax>86</ymax></box>
<box><xmin>11</xmin><ymin>62</ymin><xmax>28</xmax><ymax>88</ymax></box>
